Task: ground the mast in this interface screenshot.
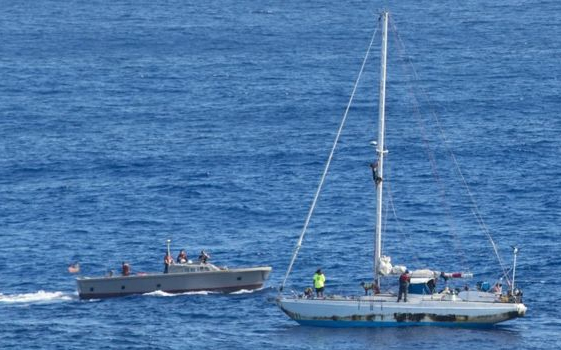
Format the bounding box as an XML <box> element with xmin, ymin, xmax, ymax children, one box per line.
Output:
<box><xmin>374</xmin><ymin>11</ymin><xmax>389</xmax><ymax>286</ymax></box>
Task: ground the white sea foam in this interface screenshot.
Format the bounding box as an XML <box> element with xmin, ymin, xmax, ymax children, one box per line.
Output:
<box><xmin>229</xmin><ymin>289</ymin><xmax>253</xmax><ymax>295</ymax></box>
<box><xmin>143</xmin><ymin>290</ymin><xmax>214</xmax><ymax>297</ymax></box>
<box><xmin>229</xmin><ymin>287</ymin><xmax>265</xmax><ymax>295</ymax></box>
<box><xmin>180</xmin><ymin>290</ymin><xmax>214</xmax><ymax>295</ymax></box>
<box><xmin>0</xmin><ymin>290</ymin><xmax>75</xmax><ymax>304</ymax></box>
<box><xmin>143</xmin><ymin>290</ymin><xmax>175</xmax><ymax>297</ymax></box>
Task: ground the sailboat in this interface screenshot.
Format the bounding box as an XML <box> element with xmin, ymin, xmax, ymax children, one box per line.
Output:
<box><xmin>276</xmin><ymin>12</ymin><xmax>527</xmax><ymax>327</ymax></box>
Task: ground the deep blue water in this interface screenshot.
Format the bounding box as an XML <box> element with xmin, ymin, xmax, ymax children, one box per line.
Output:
<box><xmin>1</xmin><ymin>0</ymin><xmax>560</xmax><ymax>349</ymax></box>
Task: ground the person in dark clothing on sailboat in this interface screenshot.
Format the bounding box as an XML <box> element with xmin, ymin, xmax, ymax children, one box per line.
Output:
<box><xmin>427</xmin><ymin>278</ymin><xmax>436</xmax><ymax>294</ymax></box>
<box><xmin>370</xmin><ymin>162</ymin><xmax>382</xmax><ymax>186</ymax></box>
<box><xmin>397</xmin><ymin>270</ymin><xmax>410</xmax><ymax>302</ymax></box>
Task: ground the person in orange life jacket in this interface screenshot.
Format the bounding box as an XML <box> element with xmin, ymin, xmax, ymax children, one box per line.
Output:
<box><xmin>164</xmin><ymin>253</ymin><xmax>174</xmax><ymax>273</ymax></box>
<box><xmin>122</xmin><ymin>262</ymin><xmax>131</xmax><ymax>276</ymax></box>
<box><xmin>397</xmin><ymin>270</ymin><xmax>411</xmax><ymax>302</ymax></box>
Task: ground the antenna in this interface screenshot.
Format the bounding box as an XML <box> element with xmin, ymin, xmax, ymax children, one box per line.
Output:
<box><xmin>511</xmin><ymin>245</ymin><xmax>519</xmax><ymax>295</ymax></box>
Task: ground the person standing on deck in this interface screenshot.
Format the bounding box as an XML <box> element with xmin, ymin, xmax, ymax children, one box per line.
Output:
<box><xmin>397</xmin><ymin>270</ymin><xmax>411</xmax><ymax>302</ymax></box>
<box><xmin>164</xmin><ymin>253</ymin><xmax>174</xmax><ymax>273</ymax></box>
<box><xmin>313</xmin><ymin>269</ymin><xmax>326</xmax><ymax>298</ymax></box>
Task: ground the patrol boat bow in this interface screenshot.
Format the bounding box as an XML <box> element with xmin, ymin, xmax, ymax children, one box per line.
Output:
<box><xmin>276</xmin><ymin>12</ymin><xmax>526</xmax><ymax>327</ymax></box>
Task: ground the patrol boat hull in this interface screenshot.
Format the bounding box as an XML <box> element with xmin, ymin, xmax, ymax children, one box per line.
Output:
<box><xmin>77</xmin><ymin>263</ymin><xmax>272</xmax><ymax>299</ymax></box>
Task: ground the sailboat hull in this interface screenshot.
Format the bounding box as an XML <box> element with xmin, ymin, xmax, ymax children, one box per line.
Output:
<box><xmin>277</xmin><ymin>295</ymin><xmax>526</xmax><ymax>328</ymax></box>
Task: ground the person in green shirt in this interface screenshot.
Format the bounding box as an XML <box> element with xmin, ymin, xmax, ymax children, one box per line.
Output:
<box><xmin>313</xmin><ymin>269</ymin><xmax>326</xmax><ymax>298</ymax></box>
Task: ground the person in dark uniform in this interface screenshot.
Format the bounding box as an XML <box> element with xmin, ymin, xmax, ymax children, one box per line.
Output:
<box><xmin>176</xmin><ymin>249</ymin><xmax>188</xmax><ymax>263</ymax></box>
<box><xmin>397</xmin><ymin>270</ymin><xmax>411</xmax><ymax>302</ymax></box>
<box><xmin>198</xmin><ymin>250</ymin><xmax>210</xmax><ymax>263</ymax></box>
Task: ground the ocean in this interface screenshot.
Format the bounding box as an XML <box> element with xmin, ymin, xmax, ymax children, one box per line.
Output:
<box><xmin>1</xmin><ymin>0</ymin><xmax>560</xmax><ymax>349</ymax></box>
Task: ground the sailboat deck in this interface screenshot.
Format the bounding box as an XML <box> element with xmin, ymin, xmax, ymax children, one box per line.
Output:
<box><xmin>292</xmin><ymin>292</ymin><xmax>509</xmax><ymax>304</ymax></box>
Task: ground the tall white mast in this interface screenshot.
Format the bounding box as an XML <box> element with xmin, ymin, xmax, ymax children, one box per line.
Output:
<box><xmin>374</xmin><ymin>12</ymin><xmax>389</xmax><ymax>286</ymax></box>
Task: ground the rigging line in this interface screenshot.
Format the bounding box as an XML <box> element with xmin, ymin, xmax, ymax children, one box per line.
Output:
<box><xmin>390</xmin><ymin>21</ymin><xmax>510</xmax><ymax>281</ymax></box>
<box><xmin>389</xmin><ymin>24</ymin><xmax>468</xmax><ymax>270</ymax></box>
<box><xmin>385</xmin><ymin>175</ymin><xmax>424</xmax><ymax>267</ymax></box>
<box><xmin>380</xmin><ymin>150</ymin><xmax>422</xmax><ymax>267</ymax></box>
<box><xmin>385</xmin><ymin>178</ymin><xmax>423</xmax><ymax>267</ymax></box>
<box><xmin>391</xmin><ymin>34</ymin><xmax>468</xmax><ymax>271</ymax></box>
<box><xmin>279</xmin><ymin>21</ymin><xmax>380</xmax><ymax>293</ymax></box>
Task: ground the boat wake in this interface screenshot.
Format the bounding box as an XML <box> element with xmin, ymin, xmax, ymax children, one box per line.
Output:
<box><xmin>229</xmin><ymin>287</ymin><xmax>267</xmax><ymax>295</ymax></box>
<box><xmin>180</xmin><ymin>291</ymin><xmax>216</xmax><ymax>296</ymax></box>
<box><xmin>142</xmin><ymin>288</ymin><xmax>268</xmax><ymax>298</ymax></box>
<box><xmin>143</xmin><ymin>290</ymin><xmax>217</xmax><ymax>297</ymax></box>
<box><xmin>229</xmin><ymin>289</ymin><xmax>254</xmax><ymax>295</ymax></box>
<box><xmin>0</xmin><ymin>290</ymin><xmax>76</xmax><ymax>305</ymax></box>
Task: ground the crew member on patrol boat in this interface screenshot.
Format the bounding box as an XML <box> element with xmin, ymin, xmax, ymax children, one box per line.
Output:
<box><xmin>198</xmin><ymin>250</ymin><xmax>210</xmax><ymax>264</ymax></box>
<box><xmin>122</xmin><ymin>262</ymin><xmax>131</xmax><ymax>276</ymax></box>
<box><xmin>177</xmin><ymin>249</ymin><xmax>188</xmax><ymax>264</ymax></box>
<box><xmin>164</xmin><ymin>253</ymin><xmax>174</xmax><ymax>273</ymax></box>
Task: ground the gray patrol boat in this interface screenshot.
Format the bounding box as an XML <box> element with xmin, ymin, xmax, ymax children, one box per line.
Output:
<box><xmin>76</xmin><ymin>247</ymin><xmax>271</xmax><ymax>299</ymax></box>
